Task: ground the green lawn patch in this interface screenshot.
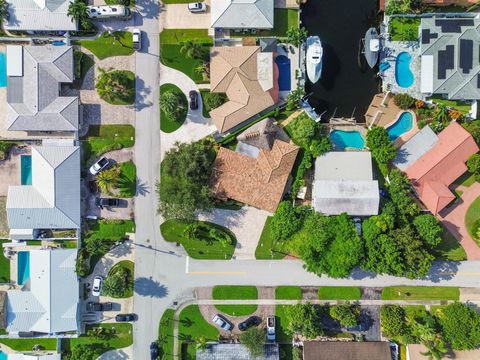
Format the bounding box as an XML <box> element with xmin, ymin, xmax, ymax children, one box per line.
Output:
<box><xmin>212</xmin><ymin>285</ymin><xmax>258</xmax><ymax>299</ymax></box>
<box><xmin>107</xmin><ymin>260</ymin><xmax>134</xmax><ymax>298</ymax></box>
<box><xmin>381</xmin><ymin>286</ymin><xmax>459</xmax><ymax>300</ymax></box>
<box><xmin>178</xmin><ymin>305</ymin><xmax>218</xmax><ymax>359</ymax></box>
<box><xmin>214</xmin><ymin>199</ymin><xmax>244</xmax><ymax>210</ymax></box>
<box><xmin>158</xmin><ymin>309</ymin><xmax>175</xmax><ymax>360</ymax></box>
<box><xmin>0</xmin><ymin>240</ymin><xmax>10</xmax><ymax>283</ymax></box>
<box><xmin>453</xmin><ymin>171</ymin><xmax>476</xmax><ymax>187</ymax></box>
<box><xmin>275</xmin><ymin>305</ymin><xmax>292</xmax><ymax>343</ymax></box>
<box><xmin>77</xmin><ymin>32</ymin><xmax>134</xmax><ymax>60</ymax></box>
<box><xmin>160</xmin><ymin>28</ymin><xmax>211</xmax><ymax>44</ymax></box>
<box><xmin>233</xmin><ymin>9</ymin><xmax>298</xmax><ymax>38</ymax></box>
<box><xmin>160</xmin><ymin>83</ymin><xmax>188</xmax><ymax>133</ymax></box>
<box><xmin>118</xmin><ymin>161</ymin><xmax>136</xmax><ymax>198</ymax></box>
<box><xmin>54</xmin><ymin>240</ymin><xmax>78</xmax><ymax>249</ymax></box>
<box><xmin>26</xmin><ymin>240</ymin><xmax>41</xmax><ymax>246</ymax></box>
<box><xmin>284</xmin><ymin>112</ymin><xmax>317</xmax><ymax>149</ymax></box>
<box><xmin>214</xmin><ymin>305</ymin><xmax>258</xmax><ymax>317</ymax></box>
<box><xmin>429</xmin><ymin>95</ymin><xmax>471</xmax><ymax>115</ymax></box>
<box><xmin>160</xmin><ymin>44</ymin><xmax>211</xmax><ymax>84</ymax></box>
<box><xmin>431</xmin><ymin>227</ymin><xmax>467</xmax><ymax>261</ymax></box>
<box><xmin>275</xmin><ymin>286</ymin><xmax>302</xmax><ymax>300</ymax></box>
<box><xmin>160</xmin><ymin>219</ymin><xmax>236</xmax><ymax>259</ymax></box>
<box><xmin>81</xmin><ymin>125</ymin><xmax>135</xmax><ymax>166</ymax></box>
<box><xmin>255</xmin><ymin>217</ymin><xmax>287</xmax><ymax>259</ymax></box>
<box><xmin>318</xmin><ymin>287</ymin><xmax>361</xmax><ymax>300</ymax></box>
<box><xmin>389</xmin><ymin>17</ymin><xmax>421</xmax><ymax>41</ymax></box>
<box><xmin>465</xmin><ymin>196</ymin><xmax>480</xmax><ymax>246</ymax></box>
<box><xmin>0</xmin><ymin>197</ymin><xmax>8</xmax><ymax>238</ymax></box>
<box><xmin>0</xmin><ymin>338</ymin><xmax>57</xmax><ymax>351</ymax></box>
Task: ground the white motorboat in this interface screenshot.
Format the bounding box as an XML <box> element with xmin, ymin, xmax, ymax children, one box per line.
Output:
<box><xmin>363</xmin><ymin>27</ymin><xmax>380</xmax><ymax>68</ymax></box>
<box><xmin>306</xmin><ymin>36</ymin><xmax>323</xmax><ymax>84</ymax></box>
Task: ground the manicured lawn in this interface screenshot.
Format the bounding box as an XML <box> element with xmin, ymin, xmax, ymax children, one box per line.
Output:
<box><xmin>212</xmin><ymin>285</ymin><xmax>258</xmax><ymax>300</ymax></box>
<box><xmin>77</xmin><ymin>31</ymin><xmax>134</xmax><ymax>60</ymax></box>
<box><xmin>381</xmin><ymin>286</ymin><xmax>459</xmax><ymax>300</ymax></box>
<box><xmin>215</xmin><ymin>304</ymin><xmax>258</xmax><ymax>317</ymax></box>
<box><xmin>275</xmin><ymin>286</ymin><xmax>302</xmax><ymax>300</ymax></box>
<box><xmin>275</xmin><ymin>305</ymin><xmax>292</xmax><ymax>343</ymax></box>
<box><xmin>232</xmin><ymin>9</ymin><xmax>298</xmax><ymax>38</ymax></box>
<box><xmin>118</xmin><ymin>161</ymin><xmax>136</xmax><ymax>198</ymax></box>
<box><xmin>318</xmin><ymin>287</ymin><xmax>361</xmax><ymax>300</ymax></box>
<box><xmin>255</xmin><ymin>217</ymin><xmax>287</xmax><ymax>259</ymax></box>
<box><xmin>431</xmin><ymin>227</ymin><xmax>467</xmax><ymax>261</ymax></box>
<box><xmin>81</xmin><ymin>125</ymin><xmax>135</xmax><ymax>166</ymax></box>
<box><xmin>158</xmin><ymin>309</ymin><xmax>175</xmax><ymax>360</ymax></box>
<box><xmin>465</xmin><ymin>196</ymin><xmax>480</xmax><ymax>245</ymax></box>
<box><xmin>107</xmin><ymin>260</ymin><xmax>134</xmax><ymax>298</ymax></box>
<box><xmin>0</xmin><ymin>240</ymin><xmax>10</xmax><ymax>283</ymax></box>
<box><xmin>389</xmin><ymin>17</ymin><xmax>420</xmax><ymax>41</ymax></box>
<box><xmin>453</xmin><ymin>171</ymin><xmax>476</xmax><ymax>187</ymax></box>
<box><xmin>160</xmin><ymin>84</ymin><xmax>188</xmax><ymax>133</ymax></box>
<box><xmin>160</xmin><ymin>29</ymin><xmax>211</xmax><ymax>44</ymax></box>
<box><xmin>0</xmin><ymin>197</ymin><xmax>8</xmax><ymax>239</ymax></box>
<box><xmin>178</xmin><ymin>305</ymin><xmax>218</xmax><ymax>359</ymax></box>
<box><xmin>160</xmin><ymin>219</ymin><xmax>236</xmax><ymax>259</ymax></box>
<box><xmin>97</xmin><ymin>70</ymin><xmax>135</xmax><ymax>105</ymax></box>
<box><xmin>160</xmin><ymin>44</ymin><xmax>211</xmax><ymax>84</ymax></box>
<box><xmin>429</xmin><ymin>95</ymin><xmax>471</xmax><ymax>115</ymax></box>
<box><xmin>0</xmin><ymin>338</ymin><xmax>57</xmax><ymax>351</ymax></box>
<box><xmin>85</xmin><ymin>220</ymin><xmax>135</xmax><ymax>242</ymax></box>
<box><xmin>54</xmin><ymin>240</ymin><xmax>78</xmax><ymax>249</ymax></box>
<box><xmin>284</xmin><ymin>112</ymin><xmax>317</xmax><ymax>149</ymax></box>
<box><xmin>26</xmin><ymin>240</ymin><xmax>41</xmax><ymax>246</ymax></box>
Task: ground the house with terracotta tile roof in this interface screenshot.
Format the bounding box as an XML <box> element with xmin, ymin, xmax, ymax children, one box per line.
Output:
<box><xmin>400</xmin><ymin>121</ymin><xmax>479</xmax><ymax>214</ymax></box>
<box><xmin>209</xmin><ymin>46</ymin><xmax>279</xmax><ymax>134</ymax></box>
<box><xmin>210</xmin><ymin>118</ymin><xmax>298</xmax><ymax>213</ymax></box>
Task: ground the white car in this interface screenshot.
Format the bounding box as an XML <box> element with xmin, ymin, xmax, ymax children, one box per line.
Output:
<box><xmin>92</xmin><ymin>276</ymin><xmax>103</xmax><ymax>297</ymax></box>
<box><xmin>188</xmin><ymin>2</ymin><xmax>207</xmax><ymax>13</ymax></box>
<box><xmin>132</xmin><ymin>29</ymin><xmax>142</xmax><ymax>50</ymax></box>
<box><xmin>89</xmin><ymin>157</ymin><xmax>110</xmax><ymax>175</ymax></box>
<box><xmin>212</xmin><ymin>314</ymin><xmax>233</xmax><ymax>331</ymax></box>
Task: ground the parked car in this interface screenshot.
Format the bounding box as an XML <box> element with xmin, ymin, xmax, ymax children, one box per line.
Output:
<box><xmin>133</xmin><ymin>29</ymin><xmax>142</xmax><ymax>50</ymax></box>
<box><xmin>188</xmin><ymin>2</ymin><xmax>207</xmax><ymax>12</ymax></box>
<box><xmin>189</xmin><ymin>90</ymin><xmax>198</xmax><ymax>110</ymax></box>
<box><xmin>212</xmin><ymin>314</ymin><xmax>233</xmax><ymax>331</ymax></box>
<box><xmin>92</xmin><ymin>276</ymin><xmax>103</xmax><ymax>297</ymax></box>
<box><xmin>353</xmin><ymin>217</ymin><xmax>362</xmax><ymax>236</ymax></box>
<box><xmin>87</xmin><ymin>5</ymin><xmax>131</xmax><ymax>20</ymax></box>
<box><xmin>89</xmin><ymin>157</ymin><xmax>110</xmax><ymax>175</ymax></box>
<box><xmin>116</xmin><ymin>313</ymin><xmax>136</xmax><ymax>322</ymax></box>
<box><xmin>86</xmin><ymin>302</ymin><xmax>113</xmax><ymax>312</ymax></box>
<box><xmin>238</xmin><ymin>316</ymin><xmax>261</xmax><ymax>331</ymax></box>
<box><xmin>267</xmin><ymin>315</ymin><xmax>275</xmax><ymax>341</ymax></box>
<box><xmin>96</xmin><ymin>198</ymin><xmax>120</xmax><ymax>208</ymax></box>
<box><xmin>150</xmin><ymin>341</ymin><xmax>159</xmax><ymax>360</ymax></box>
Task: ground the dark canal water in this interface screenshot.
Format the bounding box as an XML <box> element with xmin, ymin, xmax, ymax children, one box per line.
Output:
<box><xmin>301</xmin><ymin>0</ymin><xmax>381</xmax><ymax>122</ymax></box>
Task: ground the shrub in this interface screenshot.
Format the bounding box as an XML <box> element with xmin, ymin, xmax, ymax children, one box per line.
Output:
<box><xmin>413</xmin><ymin>214</ymin><xmax>443</xmax><ymax>247</ymax></box>
<box><xmin>239</xmin><ymin>327</ymin><xmax>265</xmax><ymax>357</ymax></box>
<box><xmin>286</xmin><ymin>87</ymin><xmax>305</xmax><ymax>111</ymax></box>
<box><xmin>75</xmin><ymin>248</ymin><xmax>90</xmax><ymax>277</ymax></box>
<box><xmin>0</xmin><ymin>141</ymin><xmax>15</xmax><ymax>160</ymax></box>
<box><xmin>271</xmin><ymin>201</ymin><xmax>304</xmax><ymax>242</ymax></box>
<box><xmin>203</xmin><ymin>92</ymin><xmax>227</xmax><ymax>112</ymax></box>
<box><xmin>285</xmin><ymin>303</ymin><xmax>323</xmax><ymax>339</ymax></box>
<box><xmin>366</xmin><ymin>126</ymin><xmax>396</xmax><ymax>165</ymax></box>
<box><xmin>381</xmin><ymin>305</ymin><xmax>408</xmax><ymax>338</ymax></box>
<box><xmin>394</xmin><ymin>93</ymin><xmax>415</xmax><ymax>110</ymax></box>
<box><xmin>438</xmin><ymin>302</ymin><xmax>480</xmax><ymax>350</ymax></box>
<box><xmin>330</xmin><ymin>303</ymin><xmax>359</xmax><ymax>327</ymax></box>
<box><xmin>467</xmin><ymin>153</ymin><xmax>480</xmax><ymax>181</ymax></box>
<box><xmin>415</xmin><ymin>100</ymin><xmax>425</xmax><ymax>109</ymax></box>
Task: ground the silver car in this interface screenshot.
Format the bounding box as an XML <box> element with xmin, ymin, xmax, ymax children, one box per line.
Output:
<box><xmin>212</xmin><ymin>314</ymin><xmax>233</xmax><ymax>331</ymax></box>
<box><xmin>188</xmin><ymin>2</ymin><xmax>207</xmax><ymax>13</ymax></box>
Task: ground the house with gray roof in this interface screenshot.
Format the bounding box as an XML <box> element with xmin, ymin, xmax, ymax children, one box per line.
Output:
<box><xmin>393</xmin><ymin>126</ymin><xmax>439</xmax><ymax>171</ymax></box>
<box><xmin>6</xmin><ymin>45</ymin><xmax>79</xmax><ymax>134</ymax></box>
<box><xmin>4</xmin><ymin>0</ymin><xmax>77</xmax><ymax>32</ymax></box>
<box><xmin>210</xmin><ymin>0</ymin><xmax>274</xmax><ymax>30</ymax></box>
<box><xmin>6</xmin><ymin>249</ymin><xmax>79</xmax><ymax>335</ymax></box>
<box><xmin>420</xmin><ymin>17</ymin><xmax>480</xmax><ymax>100</ymax></box>
<box><xmin>312</xmin><ymin>152</ymin><xmax>380</xmax><ymax>216</ymax></box>
<box><xmin>197</xmin><ymin>343</ymin><xmax>279</xmax><ymax>360</ymax></box>
<box><xmin>6</xmin><ymin>141</ymin><xmax>80</xmax><ymax>240</ymax></box>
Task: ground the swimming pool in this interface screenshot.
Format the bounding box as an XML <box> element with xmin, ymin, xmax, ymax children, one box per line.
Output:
<box><xmin>0</xmin><ymin>351</ymin><xmax>6</xmax><ymax>360</ymax></box>
<box><xmin>21</xmin><ymin>155</ymin><xmax>32</xmax><ymax>185</ymax></box>
<box><xmin>0</xmin><ymin>52</ymin><xmax>6</xmax><ymax>87</ymax></box>
<box><xmin>387</xmin><ymin>111</ymin><xmax>413</xmax><ymax>141</ymax></box>
<box><xmin>395</xmin><ymin>52</ymin><xmax>414</xmax><ymax>88</ymax></box>
<box><xmin>275</xmin><ymin>55</ymin><xmax>291</xmax><ymax>91</ymax></box>
<box><xmin>330</xmin><ymin>130</ymin><xmax>365</xmax><ymax>150</ymax></box>
<box><xmin>17</xmin><ymin>251</ymin><xmax>30</xmax><ymax>286</ymax></box>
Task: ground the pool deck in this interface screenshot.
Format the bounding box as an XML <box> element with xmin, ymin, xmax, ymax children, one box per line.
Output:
<box><xmin>276</xmin><ymin>43</ymin><xmax>299</xmax><ymax>103</ymax></box>
<box><xmin>329</xmin><ymin>125</ymin><xmax>368</xmax><ymax>151</ymax></box>
<box><xmin>0</xmin><ymin>145</ymin><xmax>30</xmax><ymax>196</ymax></box>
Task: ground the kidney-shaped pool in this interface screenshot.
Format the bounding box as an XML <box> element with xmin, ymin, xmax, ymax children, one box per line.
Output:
<box><xmin>395</xmin><ymin>52</ymin><xmax>414</xmax><ymax>88</ymax></box>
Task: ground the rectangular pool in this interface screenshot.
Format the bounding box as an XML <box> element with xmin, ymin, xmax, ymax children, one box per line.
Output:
<box><xmin>21</xmin><ymin>155</ymin><xmax>32</xmax><ymax>185</ymax></box>
<box><xmin>0</xmin><ymin>52</ymin><xmax>6</xmax><ymax>88</ymax></box>
<box><xmin>17</xmin><ymin>251</ymin><xmax>30</xmax><ymax>286</ymax></box>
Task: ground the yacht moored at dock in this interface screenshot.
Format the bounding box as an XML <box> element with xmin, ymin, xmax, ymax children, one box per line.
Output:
<box><xmin>363</xmin><ymin>27</ymin><xmax>380</xmax><ymax>68</ymax></box>
<box><xmin>306</xmin><ymin>36</ymin><xmax>323</xmax><ymax>84</ymax></box>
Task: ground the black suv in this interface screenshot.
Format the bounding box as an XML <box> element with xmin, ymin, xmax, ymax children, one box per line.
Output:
<box><xmin>150</xmin><ymin>341</ymin><xmax>159</xmax><ymax>360</ymax></box>
<box><xmin>116</xmin><ymin>313</ymin><xmax>136</xmax><ymax>322</ymax></box>
<box><xmin>189</xmin><ymin>90</ymin><xmax>198</xmax><ymax>110</ymax></box>
<box><xmin>96</xmin><ymin>198</ymin><xmax>120</xmax><ymax>208</ymax></box>
<box><xmin>86</xmin><ymin>302</ymin><xmax>113</xmax><ymax>312</ymax></box>
<box><xmin>238</xmin><ymin>316</ymin><xmax>262</xmax><ymax>331</ymax></box>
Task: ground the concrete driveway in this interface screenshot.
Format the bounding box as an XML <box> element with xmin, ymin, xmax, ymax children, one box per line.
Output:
<box><xmin>162</xmin><ymin>1</ymin><xmax>211</xmax><ymax>29</ymax></box>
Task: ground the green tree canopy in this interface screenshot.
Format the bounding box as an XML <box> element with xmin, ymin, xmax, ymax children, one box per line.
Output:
<box><xmin>366</xmin><ymin>126</ymin><xmax>396</xmax><ymax>165</ymax></box>
<box><xmin>101</xmin><ymin>267</ymin><xmax>128</xmax><ymax>297</ymax></box>
<box><xmin>413</xmin><ymin>214</ymin><xmax>443</xmax><ymax>247</ymax></box>
<box><xmin>438</xmin><ymin>302</ymin><xmax>480</xmax><ymax>350</ymax></box>
<box><xmin>467</xmin><ymin>153</ymin><xmax>480</xmax><ymax>181</ymax></box>
<box><xmin>239</xmin><ymin>327</ymin><xmax>265</xmax><ymax>357</ymax></box>
<box><xmin>380</xmin><ymin>305</ymin><xmax>408</xmax><ymax>338</ymax></box>
<box><xmin>388</xmin><ymin>169</ymin><xmax>420</xmax><ymax>219</ymax></box>
<box><xmin>286</xmin><ymin>27</ymin><xmax>308</xmax><ymax>47</ymax></box>
<box><xmin>285</xmin><ymin>303</ymin><xmax>323</xmax><ymax>339</ymax></box>
<box><xmin>393</xmin><ymin>93</ymin><xmax>415</xmax><ymax>109</ymax></box>
<box><xmin>270</xmin><ymin>201</ymin><xmax>305</xmax><ymax>242</ymax></box>
<box><xmin>329</xmin><ymin>303</ymin><xmax>359</xmax><ymax>327</ymax></box>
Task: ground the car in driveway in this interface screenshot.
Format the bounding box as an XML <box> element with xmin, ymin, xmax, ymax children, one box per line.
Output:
<box><xmin>188</xmin><ymin>2</ymin><xmax>207</xmax><ymax>12</ymax></box>
<box><xmin>95</xmin><ymin>198</ymin><xmax>120</xmax><ymax>208</ymax></box>
<box><xmin>267</xmin><ymin>316</ymin><xmax>275</xmax><ymax>341</ymax></box>
<box><xmin>238</xmin><ymin>316</ymin><xmax>262</xmax><ymax>331</ymax></box>
<box><xmin>189</xmin><ymin>90</ymin><xmax>198</xmax><ymax>110</ymax></box>
<box><xmin>150</xmin><ymin>341</ymin><xmax>159</xmax><ymax>360</ymax></box>
<box><xmin>133</xmin><ymin>29</ymin><xmax>142</xmax><ymax>50</ymax></box>
<box><xmin>353</xmin><ymin>217</ymin><xmax>362</xmax><ymax>236</ymax></box>
<box><xmin>92</xmin><ymin>276</ymin><xmax>103</xmax><ymax>297</ymax></box>
<box><xmin>116</xmin><ymin>313</ymin><xmax>136</xmax><ymax>322</ymax></box>
<box><xmin>89</xmin><ymin>157</ymin><xmax>110</xmax><ymax>175</ymax></box>
<box><xmin>86</xmin><ymin>302</ymin><xmax>113</xmax><ymax>312</ymax></box>
<box><xmin>212</xmin><ymin>314</ymin><xmax>233</xmax><ymax>331</ymax></box>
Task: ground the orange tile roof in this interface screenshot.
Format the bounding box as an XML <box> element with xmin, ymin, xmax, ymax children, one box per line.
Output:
<box><xmin>210</xmin><ymin>140</ymin><xmax>299</xmax><ymax>213</ymax></box>
<box><xmin>405</xmin><ymin>121</ymin><xmax>479</xmax><ymax>214</ymax></box>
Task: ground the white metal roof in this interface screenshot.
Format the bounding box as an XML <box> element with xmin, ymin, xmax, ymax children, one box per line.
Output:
<box><xmin>6</xmin><ymin>46</ymin><xmax>23</xmax><ymax>77</ymax></box>
<box><xmin>314</xmin><ymin>152</ymin><xmax>374</xmax><ymax>181</ymax></box>
<box><xmin>421</xmin><ymin>55</ymin><xmax>434</xmax><ymax>94</ymax></box>
<box><xmin>211</xmin><ymin>0</ymin><xmax>274</xmax><ymax>29</ymax></box>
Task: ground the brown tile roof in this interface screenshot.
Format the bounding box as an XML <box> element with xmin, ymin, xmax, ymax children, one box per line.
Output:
<box><xmin>303</xmin><ymin>341</ymin><xmax>392</xmax><ymax>360</ymax></box>
<box><xmin>209</xmin><ymin>46</ymin><xmax>279</xmax><ymax>134</ymax></box>
<box><xmin>237</xmin><ymin>118</ymin><xmax>290</xmax><ymax>150</ymax></box>
<box><xmin>210</xmin><ymin>139</ymin><xmax>299</xmax><ymax>213</ymax></box>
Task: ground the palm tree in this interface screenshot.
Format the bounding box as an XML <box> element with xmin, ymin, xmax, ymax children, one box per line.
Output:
<box><xmin>0</xmin><ymin>0</ymin><xmax>8</xmax><ymax>28</ymax></box>
<box><xmin>433</xmin><ymin>104</ymin><xmax>449</xmax><ymax>123</ymax></box>
<box><xmin>160</xmin><ymin>91</ymin><xmax>181</xmax><ymax>118</ymax></box>
<box><xmin>180</xmin><ymin>41</ymin><xmax>204</xmax><ymax>59</ymax></box>
<box><xmin>68</xmin><ymin>0</ymin><xmax>88</xmax><ymax>24</ymax></box>
<box><xmin>96</xmin><ymin>167</ymin><xmax>119</xmax><ymax>195</ymax></box>
<box><xmin>196</xmin><ymin>336</ymin><xmax>207</xmax><ymax>352</ymax></box>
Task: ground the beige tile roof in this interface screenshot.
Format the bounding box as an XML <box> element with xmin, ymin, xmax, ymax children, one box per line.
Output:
<box><xmin>210</xmin><ymin>139</ymin><xmax>299</xmax><ymax>213</ymax></box>
<box><xmin>209</xmin><ymin>46</ymin><xmax>279</xmax><ymax>133</ymax></box>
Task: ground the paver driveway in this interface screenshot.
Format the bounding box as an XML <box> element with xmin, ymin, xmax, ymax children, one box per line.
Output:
<box><xmin>162</xmin><ymin>1</ymin><xmax>211</xmax><ymax>29</ymax></box>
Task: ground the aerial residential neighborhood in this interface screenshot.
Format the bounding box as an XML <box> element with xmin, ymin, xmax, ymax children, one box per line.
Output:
<box><xmin>0</xmin><ymin>0</ymin><xmax>480</xmax><ymax>359</ymax></box>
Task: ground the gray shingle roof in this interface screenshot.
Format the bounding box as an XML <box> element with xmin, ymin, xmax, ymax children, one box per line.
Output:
<box><xmin>211</xmin><ymin>0</ymin><xmax>274</xmax><ymax>29</ymax></box>
<box><xmin>393</xmin><ymin>126</ymin><xmax>439</xmax><ymax>171</ymax></box>
<box><xmin>7</xmin><ymin>45</ymin><xmax>79</xmax><ymax>132</ymax></box>
<box><xmin>197</xmin><ymin>343</ymin><xmax>279</xmax><ymax>360</ymax></box>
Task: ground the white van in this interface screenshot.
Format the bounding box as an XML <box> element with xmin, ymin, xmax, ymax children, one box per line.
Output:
<box><xmin>87</xmin><ymin>5</ymin><xmax>131</xmax><ymax>20</ymax></box>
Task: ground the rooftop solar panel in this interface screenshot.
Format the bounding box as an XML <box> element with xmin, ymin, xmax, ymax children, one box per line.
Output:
<box><xmin>460</xmin><ymin>39</ymin><xmax>473</xmax><ymax>74</ymax></box>
<box><xmin>438</xmin><ymin>50</ymin><xmax>447</xmax><ymax>80</ymax></box>
<box><xmin>421</xmin><ymin>29</ymin><xmax>438</xmax><ymax>45</ymax></box>
<box><xmin>435</xmin><ymin>19</ymin><xmax>475</xmax><ymax>33</ymax></box>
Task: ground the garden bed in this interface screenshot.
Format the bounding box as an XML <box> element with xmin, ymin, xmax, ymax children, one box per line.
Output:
<box><xmin>96</xmin><ymin>69</ymin><xmax>135</xmax><ymax>105</ymax></box>
<box><xmin>105</xmin><ymin>260</ymin><xmax>134</xmax><ymax>298</ymax></box>
<box><xmin>118</xmin><ymin>161</ymin><xmax>137</xmax><ymax>198</ymax></box>
<box><xmin>160</xmin><ymin>84</ymin><xmax>188</xmax><ymax>133</ymax></box>
<box><xmin>389</xmin><ymin>17</ymin><xmax>420</xmax><ymax>41</ymax></box>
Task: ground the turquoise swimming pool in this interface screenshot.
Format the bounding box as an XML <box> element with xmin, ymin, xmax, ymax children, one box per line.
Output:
<box><xmin>395</xmin><ymin>52</ymin><xmax>414</xmax><ymax>88</ymax></box>
<box><xmin>21</xmin><ymin>155</ymin><xmax>32</xmax><ymax>185</ymax></box>
<box><xmin>0</xmin><ymin>52</ymin><xmax>6</xmax><ymax>87</ymax></box>
<box><xmin>0</xmin><ymin>351</ymin><xmax>6</xmax><ymax>360</ymax></box>
<box><xmin>17</xmin><ymin>251</ymin><xmax>30</xmax><ymax>286</ymax></box>
<box><xmin>387</xmin><ymin>112</ymin><xmax>413</xmax><ymax>141</ymax></box>
<box><xmin>330</xmin><ymin>130</ymin><xmax>365</xmax><ymax>150</ymax></box>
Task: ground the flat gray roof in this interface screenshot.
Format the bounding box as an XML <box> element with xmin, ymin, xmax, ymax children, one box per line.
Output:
<box><xmin>393</xmin><ymin>126</ymin><xmax>439</xmax><ymax>171</ymax></box>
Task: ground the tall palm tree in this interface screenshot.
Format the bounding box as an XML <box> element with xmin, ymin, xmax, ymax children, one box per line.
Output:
<box><xmin>96</xmin><ymin>167</ymin><xmax>119</xmax><ymax>195</ymax></box>
<box><xmin>196</xmin><ymin>337</ymin><xmax>207</xmax><ymax>352</ymax></box>
<box><xmin>160</xmin><ymin>91</ymin><xmax>183</xmax><ymax>118</ymax></box>
<box><xmin>67</xmin><ymin>0</ymin><xmax>88</xmax><ymax>24</ymax></box>
<box><xmin>180</xmin><ymin>41</ymin><xmax>204</xmax><ymax>59</ymax></box>
<box><xmin>433</xmin><ymin>104</ymin><xmax>449</xmax><ymax>123</ymax></box>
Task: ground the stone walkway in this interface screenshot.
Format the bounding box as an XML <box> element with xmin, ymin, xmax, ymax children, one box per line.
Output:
<box><xmin>197</xmin><ymin>206</ymin><xmax>270</xmax><ymax>260</ymax></box>
<box><xmin>160</xmin><ymin>64</ymin><xmax>216</xmax><ymax>159</ymax></box>
<box><xmin>438</xmin><ymin>182</ymin><xmax>480</xmax><ymax>260</ymax></box>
